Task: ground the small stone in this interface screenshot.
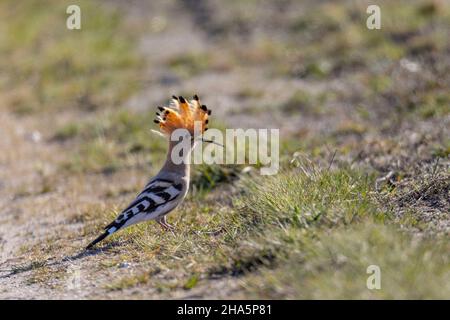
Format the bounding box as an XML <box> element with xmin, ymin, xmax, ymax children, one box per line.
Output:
<box><xmin>400</xmin><ymin>58</ymin><xmax>420</xmax><ymax>73</ymax></box>
<box><xmin>241</xmin><ymin>166</ymin><xmax>253</xmax><ymax>174</ymax></box>
<box><xmin>29</xmin><ymin>131</ymin><xmax>42</xmax><ymax>143</ymax></box>
<box><xmin>118</xmin><ymin>262</ymin><xmax>131</xmax><ymax>269</ymax></box>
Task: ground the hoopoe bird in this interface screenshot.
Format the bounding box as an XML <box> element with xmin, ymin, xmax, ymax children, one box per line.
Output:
<box><xmin>86</xmin><ymin>94</ymin><xmax>213</xmax><ymax>250</ymax></box>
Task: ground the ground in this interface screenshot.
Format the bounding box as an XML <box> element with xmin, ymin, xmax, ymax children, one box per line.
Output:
<box><xmin>0</xmin><ymin>0</ymin><xmax>449</xmax><ymax>299</ymax></box>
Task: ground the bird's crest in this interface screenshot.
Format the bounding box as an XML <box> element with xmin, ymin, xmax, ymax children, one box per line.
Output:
<box><xmin>154</xmin><ymin>95</ymin><xmax>211</xmax><ymax>137</ymax></box>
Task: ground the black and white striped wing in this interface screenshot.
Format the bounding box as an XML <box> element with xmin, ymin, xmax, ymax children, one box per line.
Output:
<box><xmin>86</xmin><ymin>179</ymin><xmax>183</xmax><ymax>249</ymax></box>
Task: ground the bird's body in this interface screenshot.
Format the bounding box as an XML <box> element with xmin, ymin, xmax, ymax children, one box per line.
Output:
<box><xmin>86</xmin><ymin>95</ymin><xmax>211</xmax><ymax>250</ymax></box>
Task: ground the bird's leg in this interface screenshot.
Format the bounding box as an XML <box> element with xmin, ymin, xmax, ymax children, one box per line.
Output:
<box><xmin>156</xmin><ymin>216</ymin><xmax>175</xmax><ymax>231</ymax></box>
<box><xmin>161</xmin><ymin>215</ymin><xmax>175</xmax><ymax>230</ymax></box>
<box><xmin>156</xmin><ymin>217</ymin><xmax>169</xmax><ymax>231</ymax></box>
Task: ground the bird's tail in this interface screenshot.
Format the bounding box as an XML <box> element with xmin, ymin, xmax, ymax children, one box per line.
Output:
<box><xmin>85</xmin><ymin>224</ymin><xmax>119</xmax><ymax>250</ymax></box>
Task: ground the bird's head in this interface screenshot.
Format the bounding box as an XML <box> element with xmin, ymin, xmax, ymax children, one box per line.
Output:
<box><xmin>154</xmin><ymin>95</ymin><xmax>221</xmax><ymax>147</ymax></box>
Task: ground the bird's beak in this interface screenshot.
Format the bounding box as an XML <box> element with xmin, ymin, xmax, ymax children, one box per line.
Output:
<box><xmin>199</xmin><ymin>138</ymin><xmax>224</xmax><ymax>147</ymax></box>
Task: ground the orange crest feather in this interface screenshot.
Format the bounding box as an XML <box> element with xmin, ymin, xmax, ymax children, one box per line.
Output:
<box><xmin>154</xmin><ymin>95</ymin><xmax>211</xmax><ymax>136</ymax></box>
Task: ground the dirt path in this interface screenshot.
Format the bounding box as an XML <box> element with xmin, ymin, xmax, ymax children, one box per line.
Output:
<box><xmin>0</xmin><ymin>112</ymin><xmax>61</xmax><ymax>297</ymax></box>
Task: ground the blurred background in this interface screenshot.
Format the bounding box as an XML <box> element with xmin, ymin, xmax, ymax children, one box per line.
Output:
<box><xmin>0</xmin><ymin>0</ymin><xmax>448</xmax><ymax>299</ymax></box>
<box><xmin>1</xmin><ymin>0</ymin><xmax>449</xmax><ymax>169</ymax></box>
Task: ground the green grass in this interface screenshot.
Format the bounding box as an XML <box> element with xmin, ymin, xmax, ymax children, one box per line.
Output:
<box><xmin>280</xmin><ymin>90</ymin><xmax>318</xmax><ymax>115</ymax></box>
<box><xmin>105</xmin><ymin>272</ymin><xmax>151</xmax><ymax>292</ymax></box>
<box><xmin>113</xmin><ymin>159</ymin><xmax>447</xmax><ymax>299</ymax></box>
<box><xmin>58</xmin><ymin>110</ymin><xmax>167</xmax><ymax>173</ymax></box>
<box><xmin>67</xmin><ymin>138</ymin><xmax>122</xmax><ymax>174</ymax></box>
<box><xmin>220</xmin><ymin>162</ymin><xmax>448</xmax><ymax>298</ymax></box>
<box><xmin>167</xmin><ymin>53</ymin><xmax>211</xmax><ymax>78</ymax></box>
<box><xmin>433</xmin><ymin>139</ymin><xmax>450</xmax><ymax>158</ymax></box>
<box><xmin>244</xmin><ymin>223</ymin><xmax>450</xmax><ymax>299</ymax></box>
<box><xmin>235</xmin><ymin>165</ymin><xmax>380</xmax><ymax>231</ymax></box>
<box><xmin>79</xmin><ymin>160</ymin><xmax>406</xmax><ymax>293</ymax></box>
<box><xmin>190</xmin><ymin>164</ymin><xmax>241</xmax><ymax>195</ymax></box>
<box><xmin>0</xmin><ymin>0</ymin><xmax>142</xmax><ymax>114</ymax></box>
